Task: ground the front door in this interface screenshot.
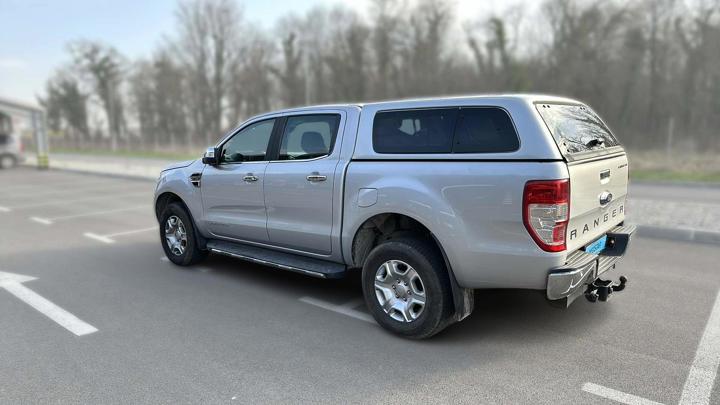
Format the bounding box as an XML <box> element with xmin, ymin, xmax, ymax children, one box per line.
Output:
<box><xmin>201</xmin><ymin>118</ymin><xmax>276</xmax><ymax>243</ymax></box>
<box><xmin>264</xmin><ymin>114</ymin><xmax>342</xmax><ymax>255</ymax></box>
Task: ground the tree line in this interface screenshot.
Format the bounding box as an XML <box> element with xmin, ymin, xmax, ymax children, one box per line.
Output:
<box><xmin>40</xmin><ymin>0</ymin><xmax>720</xmax><ymax>153</ymax></box>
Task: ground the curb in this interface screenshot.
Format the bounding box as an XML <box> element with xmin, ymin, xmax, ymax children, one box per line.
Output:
<box><xmin>636</xmin><ymin>225</ymin><xmax>720</xmax><ymax>245</ymax></box>
<box><xmin>632</xmin><ymin>180</ymin><xmax>720</xmax><ymax>189</ymax></box>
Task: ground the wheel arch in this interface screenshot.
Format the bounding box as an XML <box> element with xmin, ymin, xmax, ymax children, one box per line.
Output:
<box><xmin>155</xmin><ymin>191</ymin><xmax>207</xmax><ymax>250</ymax></box>
<box><xmin>155</xmin><ymin>191</ymin><xmax>187</xmax><ymax>221</ymax></box>
<box><xmin>349</xmin><ymin>212</ymin><xmax>474</xmax><ymax>322</ymax></box>
<box><xmin>349</xmin><ymin>212</ymin><xmax>436</xmax><ymax>268</ymax></box>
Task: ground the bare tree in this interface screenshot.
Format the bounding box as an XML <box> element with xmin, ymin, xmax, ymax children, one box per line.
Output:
<box><xmin>68</xmin><ymin>41</ymin><xmax>126</xmax><ymax>151</ymax></box>
<box><xmin>401</xmin><ymin>0</ymin><xmax>453</xmax><ymax>96</ymax></box>
<box><xmin>173</xmin><ymin>0</ymin><xmax>241</xmax><ymax>145</ymax></box>
<box><xmin>128</xmin><ymin>61</ymin><xmax>157</xmax><ymax>150</ymax></box>
<box><xmin>324</xmin><ymin>8</ymin><xmax>369</xmax><ymax>102</ymax></box>
<box><xmin>369</xmin><ymin>0</ymin><xmax>402</xmax><ymax>99</ymax></box>
<box><xmin>39</xmin><ymin>71</ymin><xmax>90</xmax><ymax>148</ymax></box>
<box><xmin>270</xmin><ymin>28</ymin><xmax>305</xmax><ymax>107</ymax></box>
<box><xmin>227</xmin><ymin>29</ymin><xmax>274</xmax><ymax>123</ymax></box>
<box><xmin>42</xmin><ymin>0</ymin><xmax>720</xmax><ymax>153</ymax></box>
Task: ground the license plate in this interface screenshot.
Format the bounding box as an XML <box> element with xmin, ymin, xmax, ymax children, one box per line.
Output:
<box><xmin>585</xmin><ymin>235</ymin><xmax>607</xmax><ymax>254</ymax></box>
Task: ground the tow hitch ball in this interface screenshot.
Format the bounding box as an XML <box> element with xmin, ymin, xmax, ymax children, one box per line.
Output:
<box><xmin>585</xmin><ymin>276</ymin><xmax>627</xmax><ymax>302</ymax></box>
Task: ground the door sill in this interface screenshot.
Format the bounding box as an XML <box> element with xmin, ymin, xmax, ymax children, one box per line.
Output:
<box><xmin>206</xmin><ymin>239</ymin><xmax>346</xmax><ymax>279</ymax></box>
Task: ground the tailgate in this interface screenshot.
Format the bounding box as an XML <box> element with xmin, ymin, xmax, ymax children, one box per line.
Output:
<box><xmin>534</xmin><ymin>102</ymin><xmax>629</xmax><ymax>253</ymax></box>
<box><xmin>566</xmin><ymin>153</ymin><xmax>628</xmax><ymax>252</ymax></box>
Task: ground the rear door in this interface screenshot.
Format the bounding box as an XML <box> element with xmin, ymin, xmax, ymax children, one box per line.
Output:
<box><xmin>536</xmin><ymin>103</ymin><xmax>629</xmax><ymax>252</ymax></box>
<box><xmin>263</xmin><ymin>112</ymin><xmax>343</xmax><ymax>255</ymax></box>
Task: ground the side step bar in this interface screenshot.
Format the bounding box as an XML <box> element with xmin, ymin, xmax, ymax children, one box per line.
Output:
<box><xmin>206</xmin><ymin>240</ymin><xmax>347</xmax><ymax>279</ymax></box>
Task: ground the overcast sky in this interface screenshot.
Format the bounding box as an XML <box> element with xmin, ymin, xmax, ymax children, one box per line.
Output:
<box><xmin>0</xmin><ymin>0</ymin><xmax>521</xmax><ymax>104</ymax></box>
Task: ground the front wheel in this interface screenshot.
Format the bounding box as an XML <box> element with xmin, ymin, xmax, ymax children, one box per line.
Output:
<box><xmin>159</xmin><ymin>202</ymin><xmax>207</xmax><ymax>266</ymax></box>
<box><xmin>362</xmin><ymin>237</ymin><xmax>454</xmax><ymax>339</ymax></box>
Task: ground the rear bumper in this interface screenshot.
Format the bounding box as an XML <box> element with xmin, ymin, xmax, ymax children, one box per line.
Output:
<box><xmin>546</xmin><ymin>224</ymin><xmax>636</xmax><ymax>305</ymax></box>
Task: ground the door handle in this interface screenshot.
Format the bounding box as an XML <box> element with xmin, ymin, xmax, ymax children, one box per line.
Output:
<box><xmin>306</xmin><ymin>173</ymin><xmax>327</xmax><ymax>182</ymax></box>
<box><xmin>243</xmin><ymin>174</ymin><xmax>259</xmax><ymax>182</ymax></box>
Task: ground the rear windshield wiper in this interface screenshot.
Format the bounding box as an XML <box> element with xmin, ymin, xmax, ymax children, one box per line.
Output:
<box><xmin>585</xmin><ymin>138</ymin><xmax>605</xmax><ymax>148</ymax></box>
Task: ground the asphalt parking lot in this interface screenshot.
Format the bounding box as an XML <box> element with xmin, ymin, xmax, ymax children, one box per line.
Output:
<box><xmin>1</xmin><ymin>167</ymin><xmax>719</xmax><ymax>404</ymax></box>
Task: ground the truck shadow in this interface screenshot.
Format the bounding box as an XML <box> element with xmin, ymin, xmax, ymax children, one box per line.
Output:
<box><xmin>205</xmin><ymin>253</ymin><xmax>617</xmax><ymax>344</ymax></box>
<box><xmin>1</xmin><ymin>239</ymin><xmax>618</xmax><ymax>346</ymax></box>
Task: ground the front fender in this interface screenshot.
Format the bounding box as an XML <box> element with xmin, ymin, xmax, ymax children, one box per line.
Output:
<box><xmin>154</xmin><ymin>160</ymin><xmax>207</xmax><ymax>236</ymax></box>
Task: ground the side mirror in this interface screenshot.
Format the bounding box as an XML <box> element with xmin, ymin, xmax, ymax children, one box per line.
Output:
<box><xmin>202</xmin><ymin>147</ymin><xmax>219</xmax><ymax>165</ymax></box>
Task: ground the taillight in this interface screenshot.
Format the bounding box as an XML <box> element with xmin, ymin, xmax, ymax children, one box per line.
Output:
<box><xmin>523</xmin><ymin>179</ymin><xmax>570</xmax><ymax>252</ymax></box>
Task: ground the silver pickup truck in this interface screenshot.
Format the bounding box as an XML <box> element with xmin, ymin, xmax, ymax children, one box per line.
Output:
<box><xmin>155</xmin><ymin>95</ymin><xmax>634</xmax><ymax>339</ymax></box>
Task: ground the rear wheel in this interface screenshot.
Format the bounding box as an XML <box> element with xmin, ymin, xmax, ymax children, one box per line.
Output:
<box><xmin>362</xmin><ymin>237</ymin><xmax>454</xmax><ymax>339</ymax></box>
<box><xmin>160</xmin><ymin>202</ymin><xmax>207</xmax><ymax>266</ymax></box>
<box><xmin>0</xmin><ymin>155</ymin><xmax>16</xmax><ymax>169</ymax></box>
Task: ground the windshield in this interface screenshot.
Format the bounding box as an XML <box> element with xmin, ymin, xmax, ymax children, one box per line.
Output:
<box><xmin>536</xmin><ymin>103</ymin><xmax>620</xmax><ymax>159</ymax></box>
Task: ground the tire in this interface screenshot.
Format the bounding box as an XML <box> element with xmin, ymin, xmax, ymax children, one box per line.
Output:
<box><xmin>362</xmin><ymin>237</ymin><xmax>454</xmax><ymax>339</ymax></box>
<box><xmin>159</xmin><ymin>202</ymin><xmax>207</xmax><ymax>266</ymax></box>
<box><xmin>0</xmin><ymin>155</ymin><xmax>16</xmax><ymax>169</ymax></box>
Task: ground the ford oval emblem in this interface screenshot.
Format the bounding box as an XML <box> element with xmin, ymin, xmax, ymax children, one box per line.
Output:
<box><xmin>599</xmin><ymin>191</ymin><xmax>613</xmax><ymax>206</ymax></box>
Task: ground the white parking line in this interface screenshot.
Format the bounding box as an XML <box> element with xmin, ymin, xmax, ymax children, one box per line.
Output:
<box><xmin>582</xmin><ymin>383</ymin><xmax>664</xmax><ymax>405</ymax></box>
<box><xmin>1</xmin><ymin>179</ymin><xmax>114</xmax><ymax>192</ymax></box>
<box><xmin>0</xmin><ymin>184</ymin><xmax>138</xmax><ymax>202</ymax></box>
<box><xmin>29</xmin><ymin>205</ymin><xmax>147</xmax><ymax>225</ymax></box>
<box><xmin>0</xmin><ymin>271</ymin><xmax>98</xmax><ymax>336</ymax></box>
<box><xmin>299</xmin><ymin>296</ymin><xmax>375</xmax><ymax>323</ymax></box>
<box><xmin>83</xmin><ymin>233</ymin><xmax>115</xmax><ymax>244</ymax></box>
<box><xmin>105</xmin><ymin>226</ymin><xmax>157</xmax><ymax>238</ymax></box>
<box><xmin>0</xmin><ymin>206</ymin><xmax>10</xmax><ymax>212</ymax></box>
<box><xmin>679</xmin><ymin>289</ymin><xmax>720</xmax><ymax>405</ymax></box>
<box><xmin>30</xmin><ymin>217</ymin><xmax>53</xmax><ymax>225</ymax></box>
<box><xmin>84</xmin><ymin>226</ymin><xmax>157</xmax><ymax>244</ymax></box>
<box><xmin>2</xmin><ymin>191</ymin><xmax>148</xmax><ymax>210</ymax></box>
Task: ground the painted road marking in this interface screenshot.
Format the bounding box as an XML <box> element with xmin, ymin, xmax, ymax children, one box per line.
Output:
<box><xmin>0</xmin><ymin>271</ymin><xmax>98</xmax><ymax>336</ymax></box>
<box><xmin>30</xmin><ymin>217</ymin><xmax>53</xmax><ymax>225</ymax></box>
<box><xmin>299</xmin><ymin>296</ymin><xmax>375</xmax><ymax>323</ymax></box>
<box><xmin>582</xmin><ymin>383</ymin><xmax>664</xmax><ymax>405</ymax></box>
<box><xmin>0</xmin><ymin>179</ymin><xmax>114</xmax><ymax>192</ymax></box>
<box><xmin>0</xmin><ymin>183</ymin><xmax>139</xmax><ymax>202</ymax></box>
<box><xmin>0</xmin><ymin>206</ymin><xmax>10</xmax><ymax>212</ymax></box>
<box><xmin>2</xmin><ymin>191</ymin><xmax>148</xmax><ymax>210</ymax></box>
<box><xmin>679</xmin><ymin>289</ymin><xmax>720</xmax><ymax>405</ymax></box>
<box><xmin>105</xmin><ymin>226</ymin><xmax>157</xmax><ymax>238</ymax></box>
<box><xmin>83</xmin><ymin>233</ymin><xmax>115</xmax><ymax>244</ymax></box>
<box><xmin>583</xmin><ymin>288</ymin><xmax>720</xmax><ymax>405</ymax></box>
<box><xmin>29</xmin><ymin>205</ymin><xmax>147</xmax><ymax>225</ymax></box>
<box><xmin>84</xmin><ymin>226</ymin><xmax>157</xmax><ymax>244</ymax></box>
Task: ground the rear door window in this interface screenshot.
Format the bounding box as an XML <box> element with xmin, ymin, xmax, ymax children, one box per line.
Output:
<box><xmin>373</xmin><ymin>108</ymin><xmax>457</xmax><ymax>154</ymax></box>
<box><xmin>278</xmin><ymin>114</ymin><xmax>340</xmax><ymax>160</ymax></box>
<box><xmin>536</xmin><ymin>103</ymin><xmax>620</xmax><ymax>159</ymax></box>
